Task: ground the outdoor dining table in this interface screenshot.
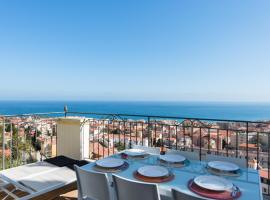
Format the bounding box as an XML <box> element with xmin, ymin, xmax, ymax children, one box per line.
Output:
<box><xmin>81</xmin><ymin>152</ymin><xmax>263</xmax><ymax>200</ymax></box>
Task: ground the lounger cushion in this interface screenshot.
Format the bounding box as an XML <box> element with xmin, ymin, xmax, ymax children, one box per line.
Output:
<box><xmin>44</xmin><ymin>155</ymin><xmax>89</xmax><ymax>170</ymax></box>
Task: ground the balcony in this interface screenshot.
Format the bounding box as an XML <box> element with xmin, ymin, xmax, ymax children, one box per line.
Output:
<box><xmin>0</xmin><ymin>111</ymin><xmax>269</xmax><ymax>199</ymax></box>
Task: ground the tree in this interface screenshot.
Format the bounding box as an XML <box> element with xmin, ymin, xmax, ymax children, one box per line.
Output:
<box><xmin>114</xmin><ymin>142</ymin><xmax>125</xmax><ymax>151</ymax></box>
<box><xmin>111</xmin><ymin>128</ymin><xmax>121</xmax><ymax>135</ymax></box>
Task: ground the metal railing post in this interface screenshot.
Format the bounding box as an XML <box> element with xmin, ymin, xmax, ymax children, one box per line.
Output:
<box><xmin>256</xmin><ymin>131</ymin><xmax>259</xmax><ymax>170</ymax></box>
<box><xmin>267</xmin><ymin>133</ymin><xmax>270</xmax><ymax>195</ymax></box>
<box><xmin>246</xmin><ymin>122</ymin><xmax>249</xmax><ymax>168</ymax></box>
<box><xmin>217</xmin><ymin>129</ymin><xmax>219</xmax><ymax>155</ymax></box>
<box><xmin>191</xmin><ymin>123</ymin><xmax>194</xmax><ymax>152</ymax></box>
<box><xmin>64</xmin><ymin>105</ymin><xmax>68</xmax><ymax>118</ymax></box>
<box><xmin>175</xmin><ymin>125</ymin><xmax>178</xmax><ymax>150</ymax></box>
<box><xmin>199</xmin><ymin>127</ymin><xmax>202</xmax><ymax>161</ymax></box>
<box><xmin>10</xmin><ymin>123</ymin><xmax>13</xmax><ymax>167</ymax></box>
<box><xmin>2</xmin><ymin>118</ymin><xmax>5</xmax><ymax>170</ymax></box>
<box><xmin>207</xmin><ymin>128</ymin><xmax>211</xmax><ymax>154</ymax></box>
<box><xmin>147</xmin><ymin>117</ymin><xmax>151</xmax><ymax>147</ymax></box>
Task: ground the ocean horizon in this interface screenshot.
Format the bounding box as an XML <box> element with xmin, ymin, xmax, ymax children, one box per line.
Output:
<box><xmin>0</xmin><ymin>100</ymin><xmax>270</xmax><ymax>121</ymax></box>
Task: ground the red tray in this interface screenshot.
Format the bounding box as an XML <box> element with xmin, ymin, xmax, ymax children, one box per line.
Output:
<box><xmin>133</xmin><ymin>171</ymin><xmax>174</xmax><ymax>183</ymax></box>
<box><xmin>188</xmin><ymin>179</ymin><xmax>241</xmax><ymax>200</ymax></box>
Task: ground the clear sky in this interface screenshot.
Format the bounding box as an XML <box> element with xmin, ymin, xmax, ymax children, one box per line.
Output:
<box><xmin>0</xmin><ymin>0</ymin><xmax>269</xmax><ymax>102</ymax></box>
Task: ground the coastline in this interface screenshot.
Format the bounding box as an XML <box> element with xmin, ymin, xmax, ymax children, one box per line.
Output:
<box><xmin>0</xmin><ymin>101</ymin><xmax>270</xmax><ymax>121</ymax></box>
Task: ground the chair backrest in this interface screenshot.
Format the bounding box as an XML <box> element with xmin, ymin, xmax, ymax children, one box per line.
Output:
<box><xmin>205</xmin><ymin>154</ymin><xmax>247</xmax><ymax>168</ymax></box>
<box><xmin>74</xmin><ymin>165</ymin><xmax>111</xmax><ymax>200</ymax></box>
<box><xmin>112</xmin><ymin>175</ymin><xmax>161</xmax><ymax>200</ymax></box>
<box><xmin>167</xmin><ymin>149</ymin><xmax>200</xmax><ymax>161</ymax></box>
<box><xmin>172</xmin><ymin>189</ymin><xmax>204</xmax><ymax>200</ymax></box>
<box><xmin>132</xmin><ymin>145</ymin><xmax>160</xmax><ymax>154</ymax></box>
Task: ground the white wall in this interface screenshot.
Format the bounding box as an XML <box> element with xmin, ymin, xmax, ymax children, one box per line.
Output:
<box><xmin>57</xmin><ymin>117</ymin><xmax>89</xmax><ymax>160</ymax></box>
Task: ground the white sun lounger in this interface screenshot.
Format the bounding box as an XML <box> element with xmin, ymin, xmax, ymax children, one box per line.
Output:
<box><xmin>0</xmin><ymin>156</ymin><xmax>88</xmax><ymax>200</ymax></box>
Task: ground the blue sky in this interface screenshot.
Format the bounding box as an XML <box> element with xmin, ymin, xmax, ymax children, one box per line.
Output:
<box><xmin>0</xmin><ymin>0</ymin><xmax>269</xmax><ymax>101</ymax></box>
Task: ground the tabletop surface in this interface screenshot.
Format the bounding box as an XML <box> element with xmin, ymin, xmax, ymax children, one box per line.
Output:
<box><xmin>81</xmin><ymin>153</ymin><xmax>263</xmax><ymax>200</ymax></box>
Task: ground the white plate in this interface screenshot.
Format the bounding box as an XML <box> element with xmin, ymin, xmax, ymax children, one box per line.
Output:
<box><xmin>159</xmin><ymin>154</ymin><xmax>186</xmax><ymax>163</ymax></box>
<box><xmin>194</xmin><ymin>175</ymin><xmax>233</xmax><ymax>191</ymax></box>
<box><xmin>96</xmin><ymin>158</ymin><xmax>124</xmax><ymax>168</ymax></box>
<box><xmin>124</xmin><ymin>149</ymin><xmax>146</xmax><ymax>157</ymax></box>
<box><xmin>208</xmin><ymin>161</ymin><xmax>240</xmax><ymax>172</ymax></box>
<box><xmin>137</xmin><ymin>165</ymin><xmax>169</xmax><ymax>178</ymax></box>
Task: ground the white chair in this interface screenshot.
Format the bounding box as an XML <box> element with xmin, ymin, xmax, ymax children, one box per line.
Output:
<box><xmin>112</xmin><ymin>174</ymin><xmax>161</xmax><ymax>200</ymax></box>
<box><xmin>205</xmin><ymin>154</ymin><xmax>247</xmax><ymax>168</ymax></box>
<box><xmin>74</xmin><ymin>165</ymin><xmax>112</xmax><ymax>200</ymax></box>
<box><xmin>172</xmin><ymin>188</ymin><xmax>204</xmax><ymax>200</ymax></box>
<box><xmin>167</xmin><ymin>149</ymin><xmax>200</xmax><ymax>161</ymax></box>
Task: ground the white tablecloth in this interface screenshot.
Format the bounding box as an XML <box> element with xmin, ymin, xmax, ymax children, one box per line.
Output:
<box><xmin>81</xmin><ymin>154</ymin><xmax>263</xmax><ymax>200</ymax></box>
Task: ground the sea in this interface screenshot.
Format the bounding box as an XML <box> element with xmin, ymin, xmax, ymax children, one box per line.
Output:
<box><xmin>0</xmin><ymin>101</ymin><xmax>270</xmax><ymax>121</ymax></box>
